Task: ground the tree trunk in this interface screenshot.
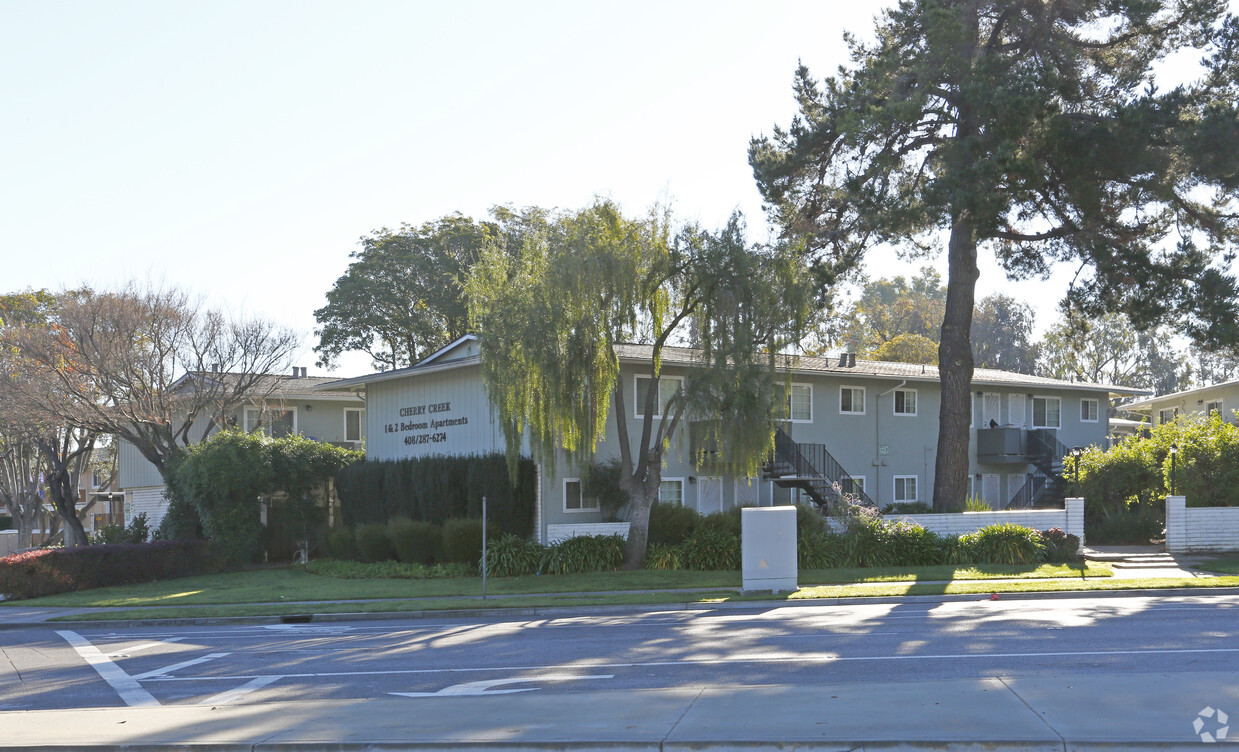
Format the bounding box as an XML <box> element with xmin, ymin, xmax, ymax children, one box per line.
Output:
<box><xmin>933</xmin><ymin>219</ymin><xmax>980</xmax><ymax>511</ymax></box>
<box><xmin>46</xmin><ymin>468</ymin><xmax>88</xmax><ymax>547</ymax></box>
<box><xmin>622</xmin><ymin>485</ymin><xmax>655</xmax><ymax>569</ymax></box>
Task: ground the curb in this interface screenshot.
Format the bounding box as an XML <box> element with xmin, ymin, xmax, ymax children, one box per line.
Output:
<box><xmin>8</xmin><ymin>584</ymin><xmax>1239</xmax><ymax>631</ymax></box>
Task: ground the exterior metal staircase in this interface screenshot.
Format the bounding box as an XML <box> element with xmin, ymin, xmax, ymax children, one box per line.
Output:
<box><xmin>765</xmin><ymin>426</ymin><xmax>878</xmax><ymax>509</ymax></box>
<box><xmin>1007</xmin><ymin>429</ymin><xmax>1070</xmax><ymax>508</ymax></box>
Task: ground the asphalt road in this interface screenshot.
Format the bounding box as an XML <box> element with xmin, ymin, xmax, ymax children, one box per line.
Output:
<box><xmin>3</xmin><ymin>592</ymin><xmax>1238</xmax><ymax>712</ymax></box>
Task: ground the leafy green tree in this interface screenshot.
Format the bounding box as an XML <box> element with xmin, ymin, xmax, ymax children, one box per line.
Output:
<box><xmin>467</xmin><ymin>200</ymin><xmax>812</xmax><ymax>567</ymax></box>
<box><xmin>972</xmin><ymin>294</ymin><xmax>1037</xmax><ymax>374</ymax></box>
<box><xmin>834</xmin><ymin>268</ymin><xmax>947</xmax><ymax>354</ymax></box>
<box><xmin>870</xmin><ymin>332</ymin><xmax>939</xmax><ymax>364</ymax></box>
<box><xmin>314</xmin><ymin>208</ymin><xmax>545</xmax><ymax>371</ymax></box>
<box><xmin>1039</xmin><ymin>313</ymin><xmax>1189</xmax><ymax>392</ymax></box>
<box><xmin>751</xmin><ymin>0</ymin><xmax>1239</xmax><ymax>509</ymax></box>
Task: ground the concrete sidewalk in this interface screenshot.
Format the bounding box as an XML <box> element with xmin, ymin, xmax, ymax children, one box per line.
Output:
<box><xmin>0</xmin><ymin>672</ymin><xmax>1234</xmax><ymax>750</ymax></box>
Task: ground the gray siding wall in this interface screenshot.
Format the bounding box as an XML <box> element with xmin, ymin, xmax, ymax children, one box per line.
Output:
<box><xmin>1146</xmin><ymin>383</ymin><xmax>1239</xmax><ymax>425</ymax></box>
<box><xmin>364</xmin><ymin>364</ymin><xmax>506</xmax><ymax>461</ymax></box>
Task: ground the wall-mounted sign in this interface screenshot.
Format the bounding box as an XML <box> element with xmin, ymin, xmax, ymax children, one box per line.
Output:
<box><xmin>385</xmin><ymin>402</ymin><xmax>469</xmax><ymax>446</ymax></box>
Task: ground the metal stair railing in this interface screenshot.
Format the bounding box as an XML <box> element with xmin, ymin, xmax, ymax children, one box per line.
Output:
<box><xmin>1027</xmin><ymin>429</ymin><xmax>1070</xmax><ymax>475</ymax></box>
<box><xmin>772</xmin><ymin>427</ymin><xmax>878</xmax><ymax>509</ymax></box>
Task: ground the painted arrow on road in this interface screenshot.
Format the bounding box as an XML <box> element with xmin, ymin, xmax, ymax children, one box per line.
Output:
<box><xmin>390</xmin><ymin>674</ymin><xmax>613</xmax><ymax>697</ymax></box>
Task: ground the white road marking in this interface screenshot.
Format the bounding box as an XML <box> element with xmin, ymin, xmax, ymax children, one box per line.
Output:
<box><xmin>144</xmin><ymin>645</ymin><xmax>1239</xmax><ymax>683</ymax></box>
<box><xmin>391</xmin><ymin>674</ymin><xmax>614</xmax><ymax>697</ymax></box>
<box><xmin>198</xmin><ymin>675</ymin><xmax>283</xmax><ymax>706</ymax></box>
<box><xmin>133</xmin><ymin>652</ymin><xmax>231</xmax><ymax>680</ymax></box>
<box><xmin>107</xmin><ymin>638</ymin><xmax>185</xmax><ymax>658</ymax></box>
<box><xmin>56</xmin><ymin>631</ymin><xmax>159</xmax><ymax>707</ymax></box>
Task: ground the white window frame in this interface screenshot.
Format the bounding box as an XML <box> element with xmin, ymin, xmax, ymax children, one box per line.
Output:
<box><xmin>893</xmin><ymin>388</ymin><xmax>917</xmax><ymax>417</ymax></box>
<box><xmin>1080</xmin><ymin>398</ymin><xmax>1099</xmax><ymax>423</ymax></box>
<box><xmin>634</xmin><ymin>374</ymin><xmax>683</xmax><ymax>419</ymax></box>
<box><xmin>893</xmin><ymin>475</ymin><xmax>918</xmax><ymax>503</ymax></box>
<box><xmin>343</xmin><ymin>407</ymin><xmax>366</xmax><ymax>444</ymax></box>
<box><xmin>840</xmin><ymin>475</ymin><xmax>865</xmax><ymax>495</ymax></box>
<box><xmin>1031</xmin><ymin>396</ymin><xmax>1061</xmax><ymax>429</ymax></box>
<box><xmin>658</xmin><ymin>478</ymin><xmax>685</xmax><ymax>506</ymax></box>
<box><xmin>562</xmin><ymin>478</ymin><xmax>599</xmax><ymax>513</ymax></box>
<box><xmin>1159</xmin><ymin>407</ymin><xmax>1177</xmax><ymax>424</ymax></box>
<box><xmin>840</xmin><ymin>386</ymin><xmax>866</xmax><ymax>415</ymax></box>
<box><xmin>786</xmin><ymin>382</ymin><xmax>813</xmax><ymax>423</ymax></box>
<box><xmin>1206</xmin><ymin>400</ymin><xmax>1223</xmax><ymax>417</ymax></box>
<box><xmin>243</xmin><ymin>405</ymin><xmax>298</xmax><ymax>437</ymax></box>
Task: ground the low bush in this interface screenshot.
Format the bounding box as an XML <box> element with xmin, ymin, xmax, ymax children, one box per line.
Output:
<box><xmin>884</xmin><ymin>520</ymin><xmax>943</xmax><ymax>566</ymax></box>
<box><xmin>679</xmin><ymin>528</ymin><xmax>740</xmax><ymax>570</ymax></box>
<box><xmin>798</xmin><ymin>528</ymin><xmax>843</xmax><ymax>569</ymax></box>
<box><xmin>540</xmin><ymin>534</ymin><xmax>624</xmax><ymax>574</ymax></box>
<box><xmin>485</xmin><ymin>534</ymin><xmax>545</xmax><ymax>577</ymax></box>
<box><xmin>323</xmin><ymin>526</ymin><xmax>359</xmax><ymax>560</ymax></box>
<box><xmin>960</xmin><ymin>523</ymin><xmax>1045</xmax><ymax>565</ymax></box>
<box><xmin>0</xmin><ymin>541</ymin><xmax>224</xmax><ymax>600</ymax></box>
<box><xmin>963</xmin><ymin>496</ymin><xmax>994</xmax><ymax>512</ymax></box>
<box><xmin>355</xmin><ymin>522</ymin><xmax>394</xmax><ymax>562</ymax></box>
<box><xmin>387</xmin><ymin>518</ymin><xmax>441</xmax><ymax>565</ymax></box>
<box><xmin>643</xmin><ymin>542</ymin><xmax>682</xmax><ymax>570</ymax></box>
<box><xmin>92</xmin><ymin>523</ymin><xmax>129</xmax><ymax>545</ymax></box>
<box><xmin>1038</xmin><ymin>527</ymin><xmax>1081</xmax><ymax>562</ymax></box>
<box><xmin>697</xmin><ymin>507</ymin><xmax>742</xmax><ymax>537</ymax></box>
<box><xmin>441</xmin><ymin>518</ymin><xmax>502</xmax><ymax>565</ymax></box>
<box><xmin>647</xmin><ymin>502</ymin><xmax>699</xmax><ymax>546</ymax></box>
<box><xmin>796</xmin><ymin>503</ymin><xmax>827</xmax><ymax>535</ymax></box>
<box><xmin>940</xmin><ymin>534</ymin><xmax>973</xmax><ymax>565</ymax></box>
<box><xmin>883</xmin><ymin>501</ymin><xmax>933</xmax><ymax>515</ymax></box>
<box><xmin>1087</xmin><ymin>508</ymin><xmax>1163</xmax><ymax>544</ymax></box>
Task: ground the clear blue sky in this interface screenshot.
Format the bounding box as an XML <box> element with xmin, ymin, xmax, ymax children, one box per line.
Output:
<box><xmin>3</xmin><ymin>1</ymin><xmax>1232</xmax><ymax>375</ymax></box>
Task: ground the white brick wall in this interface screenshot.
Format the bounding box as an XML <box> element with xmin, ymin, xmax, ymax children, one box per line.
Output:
<box><xmin>546</xmin><ymin>522</ymin><xmax>629</xmax><ymax>543</ymax></box>
<box><xmin>836</xmin><ymin>500</ymin><xmax>1085</xmax><ymax>554</ymax></box>
<box><xmin>1166</xmin><ymin>496</ymin><xmax>1239</xmax><ymax>553</ymax></box>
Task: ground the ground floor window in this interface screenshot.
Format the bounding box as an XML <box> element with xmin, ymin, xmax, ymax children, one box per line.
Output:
<box><xmin>244</xmin><ymin>406</ymin><xmax>296</xmax><ymax>438</ymax></box>
<box><xmin>563</xmin><ymin>479</ymin><xmax>599</xmax><ymax>512</ymax></box>
<box><xmin>659</xmin><ymin>478</ymin><xmax>684</xmax><ymax>506</ymax></box>
<box><xmin>893</xmin><ymin>475</ymin><xmax>918</xmax><ymax>503</ymax></box>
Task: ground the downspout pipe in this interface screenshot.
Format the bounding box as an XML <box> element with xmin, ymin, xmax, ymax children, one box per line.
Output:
<box><xmin>875</xmin><ymin>380</ymin><xmax>907</xmax><ymax>506</ymax></box>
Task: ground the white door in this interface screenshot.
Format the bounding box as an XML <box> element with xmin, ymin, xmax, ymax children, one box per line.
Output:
<box><xmin>734</xmin><ymin>477</ymin><xmax>760</xmax><ymax>507</ymax></box>
<box><xmin>697</xmin><ymin>476</ymin><xmax>724</xmax><ymax>515</ymax></box>
<box><xmin>983</xmin><ymin>393</ymin><xmax>1002</xmax><ymax>427</ymax></box>
<box><xmin>981</xmin><ymin>474</ymin><xmax>1000</xmax><ymax>506</ymax></box>
<box><xmin>1008</xmin><ymin>474</ymin><xmax>1026</xmax><ymax>507</ymax></box>
<box><xmin>1008</xmin><ymin>395</ymin><xmax>1026</xmax><ymax>428</ymax></box>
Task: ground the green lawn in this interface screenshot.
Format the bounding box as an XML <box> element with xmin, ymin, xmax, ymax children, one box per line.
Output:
<box><xmin>1195</xmin><ymin>556</ymin><xmax>1239</xmax><ymax>575</ymax></box>
<box><xmin>10</xmin><ymin>560</ymin><xmax>1111</xmax><ymax>610</ymax></box>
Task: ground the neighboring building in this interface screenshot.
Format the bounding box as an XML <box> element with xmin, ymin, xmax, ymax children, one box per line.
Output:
<box><xmin>116</xmin><ymin>368</ymin><xmax>366</xmax><ymax>530</ymax></box>
<box><xmin>1123</xmin><ymin>380</ymin><xmax>1239</xmax><ymax>427</ymax></box>
<box><xmin>318</xmin><ymin>336</ymin><xmax>1146</xmax><ymax>543</ymax></box>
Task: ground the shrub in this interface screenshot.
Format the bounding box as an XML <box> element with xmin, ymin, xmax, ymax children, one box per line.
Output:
<box><xmin>795</xmin><ymin>503</ymin><xmax>827</xmax><ymax>536</ymax></box>
<box><xmin>963</xmin><ymin>496</ymin><xmax>993</xmax><ymax>512</ymax></box>
<box><xmin>1087</xmin><ymin>507</ymin><xmax>1163</xmax><ymax>544</ymax></box>
<box><xmin>387</xmin><ymin>518</ymin><xmax>441</xmax><ymax>564</ymax></box>
<box><xmin>883</xmin><ymin>501</ymin><xmax>933</xmax><ymax>514</ymax></box>
<box><xmin>485</xmin><ymin>534</ymin><xmax>545</xmax><ymax>577</ymax></box>
<box><xmin>1039</xmin><ymin>527</ymin><xmax>1081</xmax><ymax>562</ymax></box>
<box><xmin>539</xmin><ymin>534</ymin><xmax>624</xmax><ymax>574</ymax></box>
<box><xmin>92</xmin><ymin>523</ymin><xmax>128</xmax><ymax>545</ymax></box>
<box><xmin>643</xmin><ymin>542</ymin><xmax>683</xmax><ymax>570</ymax></box>
<box><xmin>647</xmin><ymin>502</ymin><xmax>700</xmax><ymax>545</ymax></box>
<box><xmin>884</xmin><ymin>520</ymin><xmax>943</xmax><ymax>566</ymax></box>
<box><xmin>0</xmin><ymin>541</ymin><xmax>224</xmax><ymax>600</ymax></box>
<box><xmin>798</xmin><ymin>528</ymin><xmax>843</xmax><ymax>569</ymax></box>
<box><xmin>697</xmin><ymin>507</ymin><xmax>743</xmax><ymax>537</ymax></box>
<box><xmin>441</xmin><ymin>517</ymin><xmax>502</xmax><ymax>565</ymax></box>
<box><xmin>680</xmin><ymin>528</ymin><xmax>740</xmax><ymax>570</ymax></box>
<box><xmin>125</xmin><ymin>513</ymin><xmax>151</xmax><ymax>544</ymax></box>
<box><xmin>323</xmin><ymin>526</ymin><xmax>359</xmax><ymax>560</ymax></box>
<box><xmin>157</xmin><ymin>494</ymin><xmax>204</xmax><ymax>541</ymax></box>
<box><xmin>355</xmin><ymin>523</ymin><xmax>395</xmax><ymax>562</ymax></box>
<box><xmin>961</xmin><ymin>523</ymin><xmax>1045</xmax><ymax>564</ymax></box>
<box><xmin>940</xmin><ymin>534</ymin><xmax>974</xmax><ymax>565</ymax></box>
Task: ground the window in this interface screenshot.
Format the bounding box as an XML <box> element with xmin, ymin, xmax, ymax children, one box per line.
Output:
<box><xmin>90</xmin><ymin>469</ymin><xmax>102</xmax><ymax>490</ymax></box>
<box><xmin>840</xmin><ymin>386</ymin><xmax>866</xmax><ymax>415</ymax></box>
<box><xmin>894</xmin><ymin>389</ymin><xmax>917</xmax><ymax>416</ymax></box>
<box><xmin>1031</xmin><ymin>396</ymin><xmax>1060</xmax><ymax>429</ymax></box>
<box><xmin>840</xmin><ymin>476</ymin><xmax>865</xmax><ymax>495</ymax></box>
<box><xmin>1207</xmin><ymin>400</ymin><xmax>1223</xmax><ymax>417</ymax></box>
<box><xmin>563</xmin><ymin>479</ymin><xmax>599</xmax><ymax>512</ymax></box>
<box><xmin>344</xmin><ymin>408</ymin><xmax>366</xmax><ymax>444</ymax></box>
<box><xmin>635</xmin><ymin>375</ymin><xmax>682</xmax><ymax>418</ymax></box>
<box><xmin>1080</xmin><ymin>398</ymin><xmax>1099</xmax><ymax>423</ymax></box>
<box><xmin>244</xmin><ymin>406</ymin><xmax>296</xmax><ymax>438</ymax></box>
<box><xmin>1159</xmin><ymin>407</ymin><xmax>1178</xmax><ymax>424</ymax></box>
<box><xmin>659</xmin><ymin>478</ymin><xmax>684</xmax><ymax>506</ymax></box>
<box><xmin>786</xmin><ymin>383</ymin><xmax>812</xmax><ymax>422</ymax></box>
<box><xmin>893</xmin><ymin>475</ymin><xmax>918</xmax><ymax>502</ymax></box>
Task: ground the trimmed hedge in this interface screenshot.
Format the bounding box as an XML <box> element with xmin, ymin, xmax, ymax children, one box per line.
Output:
<box><xmin>336</xmin><ymin>454</ymin><xmax>536</xmax><ymax>536</ymax></box>
<box><xmin>0</xmin><ymin>541</ymin><xmax>224</xmax><ymax>601</ymax></box>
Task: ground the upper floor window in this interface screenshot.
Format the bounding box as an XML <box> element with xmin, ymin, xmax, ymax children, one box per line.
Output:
<box><xmin>344</xmin><ymin>408</ymin><xmax>366</xmax><ymax>444</ymax></box>
<box><xmin>1031</xmin><ymin>397</ymin><xmax>1060</xmax><ymax>429</ymax></box>
<box><xmin>244</xmin><ymin>406</ymin><xmax>296</xmax><ymax>438</ymax></box>
<box><xmin>1080</xmin><ymin>398</ymin><xmax>1099</xmax><ymax>423</ymax></box>
<box><xmin>894</xmin><ymin>389</ymin><xmax>917</xmax><ymax>416</ymax></box>
<box><xmin>840</xmin><ymin>386</ymin><xmax>866</xmax><ymax>415</ymax></box>
<box><xmin>786</xmin><ymin>383</ymin><xmax>812</xmax><ymax>422</ymax></box>
<box><xmin>1159</xmin><ymin>407</ymin><xmax>1178</xmax><ymax>424</ymax></box>
<box><xmin>635</xmin><ymin>375</ymin><xmax>682</xmax><ymax>419</ymax></box>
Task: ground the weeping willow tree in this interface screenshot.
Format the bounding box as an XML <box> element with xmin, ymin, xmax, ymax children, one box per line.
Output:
<box><xmin>466</xmin><ymin>199</ymin><xmax>813</xmax><ymax>567</ymax></box>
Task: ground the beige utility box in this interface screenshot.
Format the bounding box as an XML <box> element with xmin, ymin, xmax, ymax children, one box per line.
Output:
<box><xmin>741</xmin><ymin>506</ymin><xmax>798</xmax><ymax>593</ymax></box>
